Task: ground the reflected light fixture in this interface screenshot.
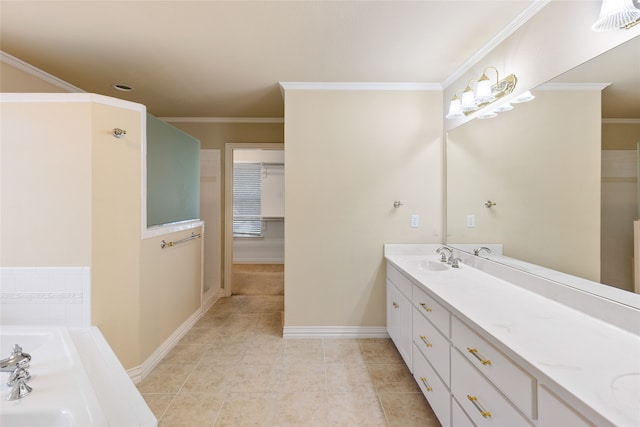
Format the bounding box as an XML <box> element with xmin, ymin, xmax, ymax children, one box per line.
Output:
<box><xmin>511</xmin><ymin>91</ymin><xmax>535</xmax><ymax>103</ymax></box>
<box><xmin>592</xmin><ymin>0</ymin><xmax>640</xmax><ymax>31</ymax></box>
<box><xmin>493</xmin><ymin>102</ymin><xmax>514</xmax><ymax>112</ymax></box>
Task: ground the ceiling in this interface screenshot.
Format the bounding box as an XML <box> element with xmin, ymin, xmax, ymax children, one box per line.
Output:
<box><xmin>0</xmin><ymin>0</ymin><xmax>540</xmax><ymax>118</ymax></box>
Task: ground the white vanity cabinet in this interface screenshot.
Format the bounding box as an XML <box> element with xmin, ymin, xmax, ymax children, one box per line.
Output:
<box><xmin>385</xmin><ymin>245</ymin><xmax>640</xmax><ymax>427</ymax></box>
<box><xmin>386</xmin><ymin>264</ymin><xmax>413</xmax><ymax>368</ymax></box>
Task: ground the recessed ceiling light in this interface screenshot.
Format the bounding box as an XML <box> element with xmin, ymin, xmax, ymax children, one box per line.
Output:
<box><xmin>112</xmin><ymin>83</ymin><xmax>134</xmax><ymax>92</ymax></box>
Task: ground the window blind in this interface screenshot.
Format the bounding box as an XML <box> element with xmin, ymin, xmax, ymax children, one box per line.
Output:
<box><xmin>233</xmin><ymin>163</ymin><xmax>262</xmax><ymax>236</ymax></box>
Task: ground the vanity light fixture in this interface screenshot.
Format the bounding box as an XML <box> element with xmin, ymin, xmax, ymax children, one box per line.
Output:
<box><xmin>445</xmin><ymin>90</ymin><xmax>465</xmax><ymax>119</ymax></box>
<box><xmin>445</xmin><ymin>66</ymin><xmax>517</xmax><ymax>119</ymax></box>
<box><xmin>475</xmin><ymin>67</ymin><xmax>499</xmax><ymax>104</ymax></box>
<box><xmin>461</xmin><ymin>81</ymin><xmax>478</xmax><ymax>113</ymax></box>
<box><xmin>592</xmin><ymin>0</ymin><xmax>640</xmax><ymax>31</ymax></box>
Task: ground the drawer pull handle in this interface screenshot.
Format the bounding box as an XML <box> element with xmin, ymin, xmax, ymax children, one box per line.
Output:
<box><xmin>467</xmin><ymin>347</ymin><xmax>492</xmax><ymax>366</ymax></box>
<box><xmin>392</xmin><ymin>302</ymin><xmax>399</xmax><ymax>309</ymax></box>
<box><xmin>420</xmin><ymin>376</ymin><xmax>433</xmax><ymax>392</ymax></box>
<box><xmin>467</xmin><ymin>395</ymin><xmax>492</xmax><ymax>418</ymax></box>
<box><xmin>419</xmin><ymin>335</ymin><xmax>433</xmax><ymax>347</ymax></box>
<box><xmin>419</xmin><ymin>302</ymin><xmax>433</xmax><ymax>312</ymax></box>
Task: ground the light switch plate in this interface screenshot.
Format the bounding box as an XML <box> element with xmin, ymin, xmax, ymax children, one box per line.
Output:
<box><xmin>411</xmin><ymin>214</ymin><xmax>419</xmax><ymax>228</ymax></box>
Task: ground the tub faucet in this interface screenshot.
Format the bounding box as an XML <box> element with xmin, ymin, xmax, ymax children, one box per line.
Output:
<box><xmin>0</xmin><ymin>344</ymin><xmax>31</xmax><ymax>372</ymax></box>
<box><xmin>2</xmin><ymin>344</ymin><xmax>32</xmax><ymax>401</ymax></box>
<box><xmin>436</xmin><ymin>247</ymin><xmax>453</xmax><ymax>263</ymax></box>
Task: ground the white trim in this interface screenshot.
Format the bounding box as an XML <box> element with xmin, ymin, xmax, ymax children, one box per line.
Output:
<box><xmin>442</xmin><ymin>0</ymin><xmax>552</xmax><ymax>89</ymax></box>
<box><xmin>126</xmin><ymin>307</ymin><xmax>203</xmax><ymax>384</ymax></box>
<box><xmin>142</xmin><ymin>219</ymin><xmax>204</xmax><ymax>239</ymax></box>
<box><xmin>602</xmin><ymin>118</ymin><xmax>640</xmax><ymax>124</ymax></box>
<box><xmin>161</xmin><ymin>117</ymin><xmax>284</xmax><ymax>124</ymax></box>
<box><xmin>535</xmin><ymin>82</ymin><xmax>611</xmax><ymax>91</ymax></box>
<box><xmin>0</xmin><ymin>92</ymin><xmax>146</xmax><ymax>112</ymax></box>
<box><xmin>282</xmin><ymin>326</ymin><xmax>389</xmax><ymax>339</ymax></box>
<box><xmin>279</xmin><ymin>82</ymin><xmax>441</xmax><ymax>91</ymax></box>
<box><xmin>0</xmin><ymin>50</ymin><xmax>85</xmax><ymax>93</ymax></box>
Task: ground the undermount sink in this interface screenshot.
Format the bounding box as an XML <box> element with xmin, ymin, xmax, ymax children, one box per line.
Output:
<box><xmin>417</xmin><ymin>259</ymin><xmax>450</xmax><ymax>272</ymax></box>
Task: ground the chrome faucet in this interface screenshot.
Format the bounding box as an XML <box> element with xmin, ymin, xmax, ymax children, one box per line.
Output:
<box><xmin>1</xmin><ymin>344</ymin><xmax>32</xmax><ymax>400</ymax></box>
<box><xmin>473</xmin><ymin>247</ymin><xmax>492</xmax><ymax>256</ymax></box>
<box><xmin>436</xmin><ymin>247</ymin><xmax>453</xmax><ymax>263</ymax></box>
<box><xmin>0</xmin><ymin>344</ymin><xmax>31</xmax><ymax>372</ymax></box>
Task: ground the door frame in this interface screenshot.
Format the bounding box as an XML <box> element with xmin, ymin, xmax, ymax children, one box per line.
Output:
<box><xmin>224</xmin><ymin>142</ymin><xmax>284</xmax><ymax>297</ymax></box>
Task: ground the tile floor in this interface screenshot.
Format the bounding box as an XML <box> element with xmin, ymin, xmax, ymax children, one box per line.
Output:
<box><xmin>139</xmin><ymin>295</ymin><xmax>441</xmax><ymax>427</ymax></box>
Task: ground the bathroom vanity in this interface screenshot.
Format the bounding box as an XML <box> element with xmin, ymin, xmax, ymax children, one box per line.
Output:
<box><xmin>385</xmin><ymin>244</ymin><xmax>640</xmax><ymax>427</ymax></box>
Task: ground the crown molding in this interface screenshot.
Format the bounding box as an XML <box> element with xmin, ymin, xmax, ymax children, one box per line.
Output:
<box><xmin>279</xmin><ymin>82</ymin><xmax>441</xmax><ymax>91</ymax></box>
<box><xmin>442</xmin><ymin>0</ymin><xmax>552</xmax><ymax>89</ymax></box>
<box><xmin>0</xmin><ymin>50</ymin><xmax>84</xmax><ymax>93</ymax></box>
<box><xmin>161</xmin><ymin>117</ymin><xmax>284</xmax><ymax>124</ymax></box>
<box><xmin>535</xmin><ymin>82</ymin><xmax>611</xmax><ymax>91</ymax></box>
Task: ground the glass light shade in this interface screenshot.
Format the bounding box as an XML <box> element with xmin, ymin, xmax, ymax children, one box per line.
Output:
<box><xmin>475</xmin><ymin>78</ymin><xmax>495</xmax><ymax>104</ymax></box>
<box><xmin>511</xmin><ymin>91</ymin><xmax>535</xmax><ymax>103</ymax></box>
<box><xmin>493</xmin><ymin>102</ymin><xmax>514</xmax><ymax>112</ymax></box>
<box><xmin>592</xmin><ymin>0</ymin><xmax>640</xmax><ymax>31</ymax></box>
<box><xmin>446</xmin><ymin>98</ymin><xmax>465</xmax><ymax>119</ymax></box>
<box><xmin>461</xmin><ymin>88</ymin><xmax>477</xmax><ymax>112</ymax></box>
<box><xmin>477</xmin><ymin>111</ymin><xmax>498</xmax><ymax>120</ymax></box>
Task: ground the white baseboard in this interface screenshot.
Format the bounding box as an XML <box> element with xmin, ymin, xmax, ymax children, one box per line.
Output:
<box><xmin>202</xmin><ymin>287</ymin><xmax>224</xmax><ymax>312</ymax></box>
<box><xmin>127</xmin><ymin>308</ymin><xmax>203</xmax><ymax>384</ymax></box>
<box><xmin>283</xmin><ymin>326</ymin><xmax>389</xmax><ymax>339</ymax></box>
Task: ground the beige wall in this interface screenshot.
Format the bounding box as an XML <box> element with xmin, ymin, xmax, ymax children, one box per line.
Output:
<box><xmin>1</xmin><ymin>102</ymin><xmax>93</xmax><ymax>266</ymax></box>
<box><xmin>90</xmin><ymin>102</ymin><xmax>144</xmax><ymax>368</ymax></box>
<box><xmin>0</xmin><ymin>60</ymin><xmax>70</xmax><ymax>93</ymax></box>
<box><xmin>1</xmin><ymin>94</ymin><xmax>204</xmax><ymax>370</ymax></box>
<box><xmin>283</xmin><ymin>88</ymin><xmax>443</xmax><ymax>327</ymax></box>
<box><xmin>140</xmin><ymin>228</ymin><xmax>202</xmax><ymax>362</ymax></box>
<box><xmin>603</xmin><ymin>122</ymin><xmax>640</xmax><ymax>150</ymax></box>
<box><xmin>447</xmin><ymin>89</ymin><xmax>601</xmax><ymax>281</ymax></box>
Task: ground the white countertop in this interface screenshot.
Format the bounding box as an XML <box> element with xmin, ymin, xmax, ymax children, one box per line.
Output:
<box><xmin>385</xmin><ymin>244</ymin><xmax>640</xmax><ymax>426</ymax></box>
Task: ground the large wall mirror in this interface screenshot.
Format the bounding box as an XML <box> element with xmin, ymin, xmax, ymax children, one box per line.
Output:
<box><xmin>446</xmin><ymin>36</ymin><xmax>640</xmax><ymax>306</ymax></box>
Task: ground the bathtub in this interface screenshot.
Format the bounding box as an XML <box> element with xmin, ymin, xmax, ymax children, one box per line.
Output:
<box><xmin>0</xmin><ymin>326</ymin><xmax>156</xmax><ymax>426</ymax></box>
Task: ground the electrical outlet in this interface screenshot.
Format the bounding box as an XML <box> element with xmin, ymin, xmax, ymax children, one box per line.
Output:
<box><xmin>467</xmin><ymin>214</ymin><xmax>476</xmax><ymax>228</ymax></box>
<box><xmin>411</xmin><ymin>214</ymin><xmax>419</xmax><ymax>228</ymax></box>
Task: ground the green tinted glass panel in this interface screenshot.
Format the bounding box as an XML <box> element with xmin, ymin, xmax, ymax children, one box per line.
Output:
<box><xmin>146</xmin><ymin>114</ymin><xmax>200</xmax><ymax>227</ymax></box>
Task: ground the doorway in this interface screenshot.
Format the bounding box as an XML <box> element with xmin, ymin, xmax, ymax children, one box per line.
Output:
<box><xmin>224</xmin><ymin>143</ymin><xmax>284</xmax><ymax>297</ymax></box>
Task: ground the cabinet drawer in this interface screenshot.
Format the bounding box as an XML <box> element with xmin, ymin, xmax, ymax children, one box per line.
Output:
<box><xmin>413</xmin><ymin>343</ymin><xmax>451</xmax><ymax>427</ymax></box>
<box><xmin>451</xmin><ymin>317</ymin><xmax>534</xmax><ymax>418</ymax></box>
<box><xmin>413</xmin><ymin>308</ymin><xmax>450</xmax><ymax>386</ymax></box>
<box><xmin>452</xmin><ymin>350</ymin><xmax>532</xmax><ymax>426</ymax></box>
<box><xmin>452</xmin><ymin>397</ymin><xmax>475</xmax><ymax>427</ymax></box>
<box><xmin>412</xmin><ymin>284</ymin><xmax>450</xmax><ymax>336</ymax></box>
<box><xmin>387</xmin><ymin>262</ymin><xmax>412</xmax><ymax>299</ymax></box>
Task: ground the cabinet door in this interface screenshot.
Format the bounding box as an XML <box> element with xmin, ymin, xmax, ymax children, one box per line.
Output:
<box><xmin>386</xmin><ymin>280</ymin><xmax>399</xmax><ymax>344</ymax></box>
<box><xmin>386</xmin><ymin>280</ymin><xmax>412</xmax><ymax>369</ymax></box>
<box><xmin>538</xmin><ymin>385</ymin><xmax>595</xmax><ymax>427</ymax></box>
